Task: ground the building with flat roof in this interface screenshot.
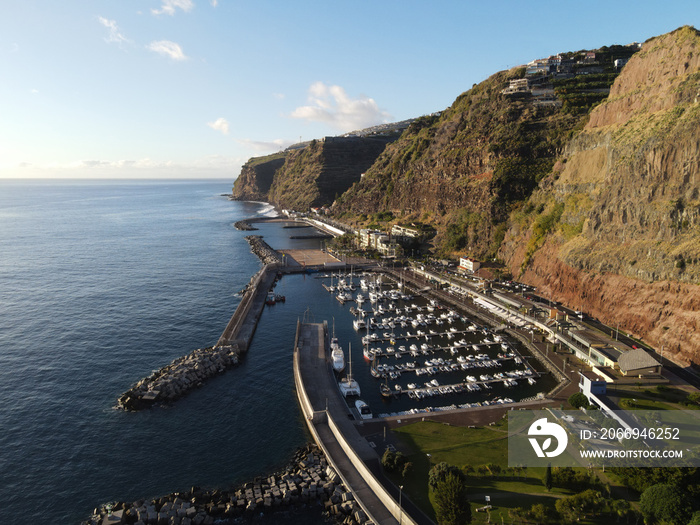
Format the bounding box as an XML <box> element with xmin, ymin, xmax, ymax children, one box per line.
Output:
<box><xmin>579</xmin><ymin>370</ymin><xmax>607</xmax><ymax>401</ymax></box>
<box><xmin>458</xmin><ymin>257</ymin><xmax>481</xmax><ymax>273</ymax></box>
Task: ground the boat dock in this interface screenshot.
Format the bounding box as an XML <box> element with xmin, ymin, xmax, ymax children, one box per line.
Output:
<box><xmin>293</xmin><ymin>321</ymin><xmax>424</xmax><ymax>525</ymax></box>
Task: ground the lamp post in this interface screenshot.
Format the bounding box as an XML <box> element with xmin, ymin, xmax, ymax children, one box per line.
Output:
<box><xmin>398</xmin><ymin>485</ymin><xmax>403</xmax><ymax>525</ymax></box>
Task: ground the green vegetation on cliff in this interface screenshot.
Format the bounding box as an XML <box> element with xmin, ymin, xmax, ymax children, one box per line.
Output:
<box><xmin>334</xmin><ymin>65</ymin><xmax>594</xmax><ymax>258</ymax></box>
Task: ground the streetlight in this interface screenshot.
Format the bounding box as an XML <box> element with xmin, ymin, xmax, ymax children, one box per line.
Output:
<box><xmin>398</xmin><ymin>485</ymin><xmax>403</xmax><ymax>525</ymax></box>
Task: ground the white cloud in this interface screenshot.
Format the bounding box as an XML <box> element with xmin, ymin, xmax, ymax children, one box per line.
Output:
<box><xmin>210</xmin><ymin>0</ymin><xmax>218</xmax><ymax>6</ymax></box>
<box><xmin>151</xmin><ymin>0</ymin><xmax>194</xmax><ymax>16</ymax></box>
<box><xmin>207</xmin><ymin>117</ymin><xmax>230</xmax><ymax>135</ymax></box>
<box><xmin>238</xmin><ymin>138</ymin><xmax>293</xmax><ymax>152</ymax></box>
<box><xmin>272</xmin><ymin>92</ymin><xmax>285</xmax><ymax>100</ymax></box>
<box><xmin>290</xmin><ymin>81</ymin><xmax>392</xmax><ymax>132</ymax></box>
<box><xmin>147</xmin><ymin>40</ymin><xmax>188</xmax><ymax>61</ymax></box>
<box><xmin>98</xmin><ymin>16</ymin><xmax>130</xmax><ymax>45</ymax></box>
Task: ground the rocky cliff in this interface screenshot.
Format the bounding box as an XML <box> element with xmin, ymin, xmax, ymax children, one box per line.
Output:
<box><xmin>500</xmin><ymin>26</ymin><xmax>700</xmax><ymax>363</ymax></box>
<box><xmin>230</xmin><ymin>27</ymin><xmax>700</xmax><ymax>364</ymax></box>
<box><xmin>231</xmin><ymin>153</ymin><xmax>286</xmax><ymax>202</ymax></box>
<box><xmin>332</xmin><ymin>67</ymin><xmax>602</xmax><ymax>256</ymax></box>
<box><xmin>231</xmin><ymin>135</ymin><xmax>398</xmax><ymax>210</ymax></box>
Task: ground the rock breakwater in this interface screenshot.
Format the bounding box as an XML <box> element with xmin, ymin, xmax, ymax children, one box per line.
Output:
<box><xmin>233</xmin><ymin>219</ymin><xmax>257</xmax><ymax>231</ymax></box>
<box><xmin>84</xmin><ymin>444</ymin><xmax>372</xmax><ymax>525</ymax></box>
<box><xmin>244</xmin><ymin>235</ymin><xmax>282</xmax><ymax>265</ymax></box>
<box><xmin>117</xmin><ymin>345</ymin><xmax>240</xmax><ymax>411</ymax></box>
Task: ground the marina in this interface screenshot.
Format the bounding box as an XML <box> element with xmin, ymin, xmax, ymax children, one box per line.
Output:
<box><xmin>315</xmin><ymin>269</ymin><xmax>554</xmax><ymax>420</ymax></box>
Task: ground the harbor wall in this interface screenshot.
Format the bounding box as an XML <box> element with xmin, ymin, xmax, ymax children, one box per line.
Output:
<box><xmin>217</xmin><ymin>262</ymin><xmax>279</xmax><ymax>348</ymax></box>
<box><xmin>293</xmin><ymin>343</ymin><xmax>378</xmax><ymax>524</ymax></box>
<box><xmin>325</xmin><ymin>414</ymin><xmax>418</xmax><ymax>525</ymax></box>
<box><xmin>293</xmin><ymin>321</ymin><xmax>417</xmax><ymax>525</ymax></box>
<box><xmin>119</xmin><ymin>251</ymin><xmax>281</xmax><ymax>409</ymax></box>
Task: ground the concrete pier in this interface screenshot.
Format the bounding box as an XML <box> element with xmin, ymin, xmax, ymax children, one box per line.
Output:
<box><xmin>293</xmin><ymin>321</ymin><xmax>428</xmax><ymax>525</ymax></box>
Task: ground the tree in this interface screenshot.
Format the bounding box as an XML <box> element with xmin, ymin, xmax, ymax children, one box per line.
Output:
<box><xmin>568</xmin><ymin>392</ymin><xmax>590</xmax><ymax>409</ymax></box>
<box><xmin>555</xmin><ymin>489</ymin><xmax>605</xmax><ymax>523</ymax></box>
<box><xmin>687</xmin><ymin>392</ymin><xmax>700</xmax><ymax>405</ymax></box>
<box><xmin>381</xmin><ymin>449</ymin><xmax>406</xmax><ymax>473</ymax></box>
<box><xmin>610</xmin><ymin>499</ymin><xmax>631</xmax><ymax>523</ymax></box>
<box><xmin>434</xmin><ymin>472</ymin><xmax>471</xmax><ymax>525</ymax></box>
<box><xmin>429</xmin><ymin>462</ymin><xmax>464</xmax><ymax>489</ymax></box>
<box><xmin>529</xmin><ymin>503</ymin><xmax>554</xmax><ymax>524</ymax></box>
<box><xmin>544</xmin><ymin>463</ymin><xmax>553</xmax><ymax>491</ymax></box>
<box><xmin>639</xmin><ymin>483</ymin><xmax>692</xmax><ymax>525</ymax></box>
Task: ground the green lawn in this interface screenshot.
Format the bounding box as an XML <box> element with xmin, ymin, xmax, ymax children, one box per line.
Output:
<box><xmin>613</xmin><ymin>385</ymin><xmax>700</xmax><ymax>411</ymax></box>
<box><xmin>389</xmin><ymin>420</ymin><xmax>631</xmax><ymax>524</ymax></box>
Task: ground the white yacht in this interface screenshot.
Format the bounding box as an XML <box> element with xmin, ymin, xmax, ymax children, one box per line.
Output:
<box><xmin>353</xmin><ymin>318</ymin><xmax>366</xmax><ymax>331</ymax></box>
<box><xmin>330</xmin><ymin>321</ymin><xmax>345</xmax><ymax>373</ymax></box>
<box><xmin>338</xmin><ymin>343</ymin><xmax>361</xmax><ymax>397</ymax></box>
<box><xmin>331</xmin><ymin>340</ymin><xmax>345</xmax><ymax>373</ymax></box>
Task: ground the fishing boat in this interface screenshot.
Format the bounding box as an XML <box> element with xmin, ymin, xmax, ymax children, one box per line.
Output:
<box><xmin>338</xmin><ymin>343</ymin><xmax>360</xmax><ymax>397</ymax></box>
<box><xmin>355</xmin><ymin>400</ymin><xmax>372</xmax><ymax>419</ymax></box>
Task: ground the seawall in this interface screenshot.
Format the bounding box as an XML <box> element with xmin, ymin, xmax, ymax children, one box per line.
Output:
<box><xmin>117</xmin><ymin>237</ymin><xmax>283</xmax><ymax>411</ymax></box>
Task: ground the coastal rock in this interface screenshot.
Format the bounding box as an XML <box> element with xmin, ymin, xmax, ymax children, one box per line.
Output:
<box><xmin>117</xmin><ymin>345</ymin><xmax>240</xmax><ymax>411</ymax></box>
<box><xmin>85</xmin><ymin>444</ymin><xmax>351</xmax><ymax>525</ymax></box>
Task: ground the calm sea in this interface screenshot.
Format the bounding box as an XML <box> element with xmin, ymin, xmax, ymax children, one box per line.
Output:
<box><xmin>0</xmin><ymin>179</ymin><xmax>324</xmax><ymax>523</ymax></box>
<box><xmin>0</xmin><ymin>179</ymin><xmax>553</xmax><ymax>523</ymax></box>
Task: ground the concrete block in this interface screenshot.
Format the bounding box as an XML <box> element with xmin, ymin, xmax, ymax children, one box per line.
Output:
<box><xmin>101</xmin><ymin>510</ymin><xmax>124</xmax><ymax>525</ymax></box>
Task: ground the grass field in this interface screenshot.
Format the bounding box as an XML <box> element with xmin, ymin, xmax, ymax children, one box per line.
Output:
<box><xmin>389</xmin><ymin>419</ymin><xmax>632</xmax><ymax>524</ymax></box>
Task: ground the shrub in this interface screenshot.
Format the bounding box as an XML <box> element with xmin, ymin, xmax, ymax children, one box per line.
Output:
<box><xmin>568</xmin><ymin>392</ymin><xmax>590</xmax><ymax>409</ymax></box>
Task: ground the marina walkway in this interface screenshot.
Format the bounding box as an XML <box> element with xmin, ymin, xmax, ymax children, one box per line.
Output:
<box><xmin>294</xmin><ymin>322</ymin><xmax>430</xmax><ymax>525</ymax></box>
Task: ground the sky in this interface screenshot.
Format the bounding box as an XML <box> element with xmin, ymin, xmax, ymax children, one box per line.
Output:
<box><xmin>0</xmin><ymin>1</ymin><xmax>698</xmax><ymax>180</ymax></box>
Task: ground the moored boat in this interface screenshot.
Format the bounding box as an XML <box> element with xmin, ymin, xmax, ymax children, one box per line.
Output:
<box><xmin>338</xmin><ymin>343</ymin><xmax>361</xmax><ymax>397</ymax></box>
<box><xmin>330</xmin><ymin>320</ymin><xmax>345</xmax><ymax>373</ymax></box>
<box><xmin>355</xmin><ymin>400</ymin><xmax>372</xmax><ymax>420</ymax></box>
<box><xmin>332</xmin><ymin>342</ymin><xmax>345</xmax><ymax>373</ymax></box>
<box><xmin>380</xmin><ymin>383</ymin><xmax>392</xmax><ymax>398</ymax></box>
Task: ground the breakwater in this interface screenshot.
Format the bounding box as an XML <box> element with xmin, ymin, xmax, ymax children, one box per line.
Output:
<box><xmin>117</xmin><ymin>345</ymin><xmax>240</xmax><ymax>410</ymax></box>
<box><xmin>118</xmin><ymin>238</ymin><xmax>282</xmax><ymax>410</ymax></box>
<box><xmin>84</xmin><ymin>444</ymin><xmax>369</xmax><ymax>525</ymax></box>
<box><xmin>245</xmin><ymin>235</ymin><xmax>283</xmax><ymax>264</ymax></box>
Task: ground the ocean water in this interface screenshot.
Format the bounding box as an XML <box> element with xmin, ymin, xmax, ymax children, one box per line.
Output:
<box><xmin>0</xmin><ymin>180</ymin><xmax>317</xmax><ymax>523</ymax></box>
<box><xmin>0</xmin><ymin>179</ymin><xmax>555</xmax><ymax>523</ymax></box>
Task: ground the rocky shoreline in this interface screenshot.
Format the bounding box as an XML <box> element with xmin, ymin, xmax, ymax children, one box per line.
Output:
<box><xmin>84</xmin><ymin>444</ymin><xmax>371</xmax><ymax>525</ymax></box>
<box><xmin>117</xmin><ymin>345</ymin><xmax>240</xmax><ymax>411</ymax></box>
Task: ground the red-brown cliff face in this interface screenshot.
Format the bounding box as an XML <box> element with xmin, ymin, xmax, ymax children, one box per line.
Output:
<box><xmin>501</xmin><ymin>26</ymin><xmax>700</xmax><ymax>364</ymax></box>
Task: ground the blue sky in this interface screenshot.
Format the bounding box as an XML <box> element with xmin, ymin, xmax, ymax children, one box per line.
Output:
<box><xmin>1</xmin><ymin>1</ymin><xmax>697</xmax><ymax>179</ymax></box>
